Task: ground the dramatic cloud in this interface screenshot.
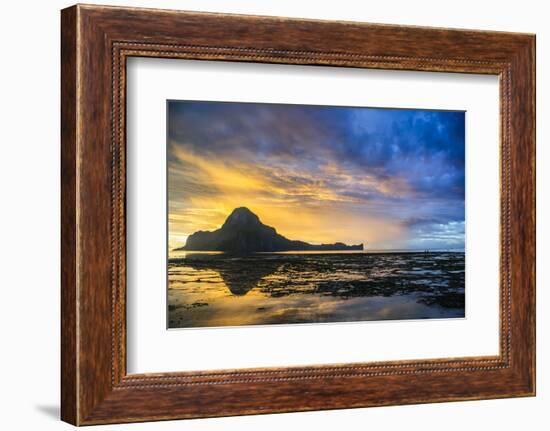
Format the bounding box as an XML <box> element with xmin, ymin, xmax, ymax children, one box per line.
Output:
<box><xmin>168</xmin><ymin>100</ymin><xmax>465</xmax><ymax>250</ymax></box>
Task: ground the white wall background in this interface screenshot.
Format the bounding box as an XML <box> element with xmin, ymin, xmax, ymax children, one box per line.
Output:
<box><xmin>0</xmin><ymin>0</ymin><xmax>546</xmax><ymax>429</ymax></box>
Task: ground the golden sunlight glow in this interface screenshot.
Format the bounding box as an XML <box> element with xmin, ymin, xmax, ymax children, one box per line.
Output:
<box><xmin>168</xmin><ymin>143</ymin><xmax>406</xmax><ymax>250</ymax></box>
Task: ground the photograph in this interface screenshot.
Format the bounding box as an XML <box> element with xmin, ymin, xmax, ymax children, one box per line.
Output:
<box><xmin>167</xmin><ymin>100</ymin><xmax>466</xmax><ymax>328</ymax></box>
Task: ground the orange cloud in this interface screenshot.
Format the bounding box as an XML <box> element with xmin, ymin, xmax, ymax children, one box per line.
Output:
<box><xmin>168</xmin><ymin>142</ymin><xmax>406</xmax><ymax>250</ymax></box>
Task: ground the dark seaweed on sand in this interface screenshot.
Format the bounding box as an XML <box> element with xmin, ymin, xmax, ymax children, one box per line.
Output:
<box><xmin>169</xmin><ymin>252</ymin><xmax>465</xmax><ymax>310</ymax></box>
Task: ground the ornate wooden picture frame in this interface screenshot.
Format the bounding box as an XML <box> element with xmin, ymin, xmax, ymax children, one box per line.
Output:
<box><xmin>61</xmin><ymin>4</ymin><xmax>535</xmax><ymax>425</ymax></box>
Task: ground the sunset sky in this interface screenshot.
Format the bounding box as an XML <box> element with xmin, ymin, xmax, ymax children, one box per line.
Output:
<box><xmin>167</xmin><ymin>100</ymin><xmax>465</xmax><ymax>251</ymax></box>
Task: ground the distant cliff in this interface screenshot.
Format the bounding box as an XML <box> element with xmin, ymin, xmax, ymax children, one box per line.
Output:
<box><xmin>175</xmin><ymin>207</ymin><xmax>364</xmax><ymax>253</ymax></box>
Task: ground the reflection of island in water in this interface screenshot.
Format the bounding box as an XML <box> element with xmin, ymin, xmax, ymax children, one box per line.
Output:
<box><xmin>181</xmin><ymin>253</ymin><xmax>283</xmax><ymax>296</ymax></box>
<box><xmin>168</xmin><ymin>251</ymin><xmax>465</xmax><ymax>329</ymax></box>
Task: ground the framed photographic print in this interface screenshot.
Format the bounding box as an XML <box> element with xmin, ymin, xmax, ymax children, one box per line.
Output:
<box><xmin>61</xmin><ymin>4</ymin><xmax>536</xmax><ymax>425</ymax></box>
<box><xmin>165</xmin><ymin>100</ymin><xmax>466</xmax><ymax>329</ymax></box>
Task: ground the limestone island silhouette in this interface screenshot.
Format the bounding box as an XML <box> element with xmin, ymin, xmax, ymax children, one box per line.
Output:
<box><xmin>175</xmin><ymin>207</ymin><xmax>364</xmax><ymax>253</ymax></box>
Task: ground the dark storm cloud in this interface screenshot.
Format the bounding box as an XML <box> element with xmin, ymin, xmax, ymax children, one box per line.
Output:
<box><xmin>169</xmin><ymin>101</ymin><xmax>464</xmax><ymax>197</ymax></box>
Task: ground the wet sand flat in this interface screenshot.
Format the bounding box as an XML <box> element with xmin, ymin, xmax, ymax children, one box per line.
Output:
<box><xmin>168</xmin><ymin>251</ymin><xmax>465</xmax><ymax>329</ymax></box>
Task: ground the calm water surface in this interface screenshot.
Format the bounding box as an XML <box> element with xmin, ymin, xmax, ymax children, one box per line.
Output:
<box><xmin>168</xmin><ymin>251</ymin><xmax>465</xmax><ymax>328</ymax></box>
